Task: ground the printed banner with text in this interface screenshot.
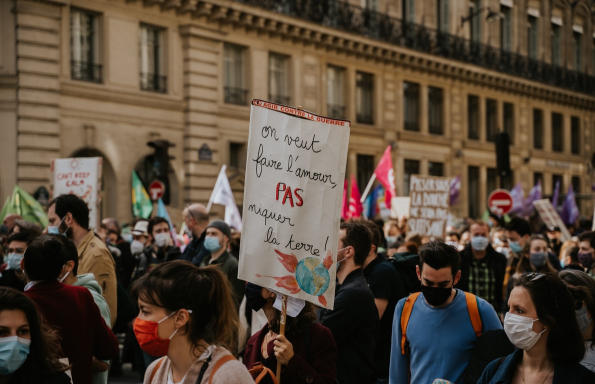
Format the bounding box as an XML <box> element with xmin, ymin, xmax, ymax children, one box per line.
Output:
<box><xmin>408</xmin><ymin>175</ymin><xmax>451</xmax><ymax>238</ymax></box>
<box><xmin>238</xmin><ymin>100</ymin><xmax>350</xmax><ymax>309</ymax></box>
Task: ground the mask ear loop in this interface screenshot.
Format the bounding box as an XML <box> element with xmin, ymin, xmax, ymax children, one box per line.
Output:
<box><xmin>160</xmin><ymin>310</ymin><xmax>193</xmax><ymax>339</ymax></box>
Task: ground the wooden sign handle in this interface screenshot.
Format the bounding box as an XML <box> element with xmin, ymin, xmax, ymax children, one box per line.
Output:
<box><xmin>276</xmin><ymin>294</ymin><xmax>288</xmax><ymax>384</ymax></box>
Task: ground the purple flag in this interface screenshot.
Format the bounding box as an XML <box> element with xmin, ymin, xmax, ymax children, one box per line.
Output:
<box><xmin>449</xmin><ymin>175</ymin><xmax>461</xmax><ymax>206</ymax></box>
<box><xmin>560</xmin><ymin>185</ymin><xmax>579</xmax><ymax>225</ymax></box>
<box><xmin>523</xmin><ymin>181</ymin><xmax>542</xmax><ymax>217</ymax></box>
<box><xmin>509</xmin><ymin>183</ymin><xmax>525</xmax><ymax>215</ymax></box>
<box><xmin>551</xmin><ymin>180</ymin><xmax>560</xmax><ymax>209</ymax></box>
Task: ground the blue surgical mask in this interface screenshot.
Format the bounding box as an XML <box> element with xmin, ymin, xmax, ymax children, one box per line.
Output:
<box><xmin>509</xmin><ymin>241</ymin><xmax>522</xmax><ymax>253</ymax></box>
<box><xmin>6</xmin><ymin>253</ymin><xmax>24</xmax><ymax>271</ymax></box>
<box><xmin>48</xmin><ymin>216</ymin><xmax>68</xmax><ymax>237</ymax></box>
<box><xmin>204</xmin><ymin>236</ymin><xmax>222</xmax><ymax>253</ymax></box>
<box><xmin>576</xmin><ymin>307</ymin><xmax>593</xmax><ymax>333</ymax></box>
<box><xmin>385</xmin><ymin>236</ymin><xmax>397</xmax><ymax>245</ymax></box>
<box><xmin>530</xmin><ymin>252</ymin><xmax>548</xmax><ymax>269</ymax></box>
<box><xmin>0</xmin><ymin>336</ymin><xmax>31</xmax><ymax>374</ymax></box>
<box><xmin>471</xmin><ymin>236</ymin><xmax>489</xmax><ymax>251</ymax></box>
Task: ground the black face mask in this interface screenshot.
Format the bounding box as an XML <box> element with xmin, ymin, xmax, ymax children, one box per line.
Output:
<box><xmin>245</xmin><ymin>283</ymin><xmax>267</xmax><ymax>312</ymax></box>
<box><xmin>421</xmin><ymin>284</ymin><xmax>453</xmax><ymax>307</ymax></box>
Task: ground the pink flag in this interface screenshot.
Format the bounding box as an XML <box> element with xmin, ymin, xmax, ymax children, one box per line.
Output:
<box><xmin>374</xmin><ymin>146</ymin><xmax>396</xmax><ymax>209</ymax></box>
<box><xmin>341</xmin><ymin>180</ymin><xmax>350</xmax><ymax>219</ymax></box>
<box><xmin>348</xmin><ymin>175</ymin><xmax>364</xmax><ymax>218</ymax></box>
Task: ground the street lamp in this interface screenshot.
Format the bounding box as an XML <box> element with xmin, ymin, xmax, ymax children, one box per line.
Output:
<box><xmin>460</xmin><ymin>7</ymin><xmax>501</xmax><ymax>27</ymax></box>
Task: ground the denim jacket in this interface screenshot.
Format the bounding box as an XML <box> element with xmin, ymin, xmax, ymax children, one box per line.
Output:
<box><xmin>478</xmin><ymin>349</ymin><xmax>595</xmax><ymax>384</ymax></box>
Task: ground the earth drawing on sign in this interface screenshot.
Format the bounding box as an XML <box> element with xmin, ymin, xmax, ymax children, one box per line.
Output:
<box><xmin>256</xmin><ymin>249</ymin><xmax>333</xmax><ymax>306</ymax></box>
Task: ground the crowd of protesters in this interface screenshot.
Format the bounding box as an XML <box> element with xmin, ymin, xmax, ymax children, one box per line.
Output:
<box><xmin>1</xmin><ymin>194</ymin><xmax>595</xmax><ymax>384</ymax></box>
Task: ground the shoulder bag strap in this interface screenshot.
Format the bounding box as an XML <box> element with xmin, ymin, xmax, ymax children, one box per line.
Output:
<box><xmin>207</xmin><ymin>355</ymin><xmax>236</xmax><ymax>384</ymax></box>
<box><xmin>464</xmin><ymin>292</ymin><xmax>483</xmax><ymax>338</ymax></box>
<box><xmin>149</xmin><ymin>357</ymin><xmax>165</xmax><ymax>384</ymax></box>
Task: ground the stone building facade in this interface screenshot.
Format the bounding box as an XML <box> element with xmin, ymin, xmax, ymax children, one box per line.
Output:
<box><xmin>1</xmin><ymin>0</ymin><xmax>595</xmax><ymax>224</ymax></box>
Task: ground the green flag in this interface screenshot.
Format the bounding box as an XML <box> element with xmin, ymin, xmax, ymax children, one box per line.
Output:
<box><xmin>0</xmin><ymin>186</ymin><xmax>49</xmax><ymax>227</ymax></box>
<box><xmin>132</xmin><ymin>171</ymin><xmax>153</xmax><ymax>219</ymax></box>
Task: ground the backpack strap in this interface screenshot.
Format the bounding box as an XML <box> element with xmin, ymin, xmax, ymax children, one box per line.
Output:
<box><xmin>207</xmin><ymin>355</ymin><xmax>236</xmax><ymax>384</ymax></box>
<box><xmin>149</xmin><ymin>357</ymin><xmax>165</xmax><ymax>384</ymax></box>
<box><xmin>464</xmin><ymin>292</ymin><xmax>483</xmax><ymax>338</ymax></box>
<box><xmin>400</xmin><ymin>292</ymin><xmax>421</xmax><ymax>355</ymax></box>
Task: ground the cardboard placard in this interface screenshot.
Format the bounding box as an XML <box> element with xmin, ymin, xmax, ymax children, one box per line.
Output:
<box><xmin>238</xmin><ymin>100</ymin><xmax>350</xmax><ymax>309</ymax></box>
<box><xmin>390</xmin><ymin>197</ymin><xmax>411</xmax><ymax>219</ymax></box>
<box><xmin>408</xmin><ymin>175</ymin><xmax>450</xmax><ymax>238</ymax></box>
<box><xmin>533</xmin><ymin>199</ymin><xmax>572</xmax><ymax>242</ymax></box>
<box><xmin>51</xmin><ymin>157</ymin><xmax>102</xmax><ymax>229</ymax></box>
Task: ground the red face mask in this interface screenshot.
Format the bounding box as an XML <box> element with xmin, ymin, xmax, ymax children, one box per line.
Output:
<box><xmin>133</xmin><ymin>310</ymin><xmax>190</xmax><ymax>357</ymax></box>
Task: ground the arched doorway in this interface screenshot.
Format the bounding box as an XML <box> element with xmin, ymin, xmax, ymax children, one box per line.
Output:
<box><xmin>70</xmin><ymin>148</ymin><xmax>117</xmax><ymax>220</ymax></box>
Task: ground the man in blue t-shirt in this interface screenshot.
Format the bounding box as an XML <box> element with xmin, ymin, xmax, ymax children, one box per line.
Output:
<box><xmin>389</xmin><ymin>241</ymin><xmax>502</xmax><ymax>384</ymax></box>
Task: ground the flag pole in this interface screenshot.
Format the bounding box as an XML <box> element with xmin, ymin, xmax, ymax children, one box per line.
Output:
<box><xmin>276</xmin><ymin>294</ymin><xmax>288</xmax><ymax>384</ymax></box>
<box><xmin>360</xmin><ymin>174</ymin><xmax>377</xmax><ymax>204</ymax></box>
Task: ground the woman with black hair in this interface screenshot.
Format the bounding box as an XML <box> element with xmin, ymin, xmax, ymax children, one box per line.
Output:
<box><xmin>243</xmin><ymin>283</ymin><xmax>338</xmax><ymax>384</ymax></box>
<box><xmin>131</xmin><ymin>260</ymin><xmax>253</xmax><ymax>384</ymax></box>
<box><xmin>559</xmin><ymin>269</ymin><xmax>595</xmax><ymax>372</ymax></box>
<box><xmin>478</xmin><ymin>272</ymin><xmax>595</xmax><ymax>383</ymax></box>
<box><xmin>0</xmin><ymin>287</ymin><xmax>71</xmax><ymax>383</ymax></box>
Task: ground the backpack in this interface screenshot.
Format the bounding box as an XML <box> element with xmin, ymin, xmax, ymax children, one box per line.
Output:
<box><xmin>400</xmin><ymin>291</ymin><xmax>483</xmax><ymax>356</ymax></box>
<box><xmin>388</xmin><ymin>253</ymin><xmax>421</xmax><ymax>294</ymax></box>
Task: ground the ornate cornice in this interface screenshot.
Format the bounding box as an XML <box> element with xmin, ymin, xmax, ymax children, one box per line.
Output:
<box><xmin>14</xmin><ymin>0</ymin><xmax>63</xmax><ymax>18</ymax></box>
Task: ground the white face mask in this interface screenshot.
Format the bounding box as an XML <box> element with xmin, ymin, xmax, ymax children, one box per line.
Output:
<box><xmin>131</xmin><ymin>240</ymin><xmax>145</xmax><ymax>255</ymax></box>
<box><xmin>154</xmin><ymin>233</ymin><xmax>169</xmax><ymax>248</ymax></box>
<box><xmin>504</xmin><ymin>312</ymin><xmax>547</xmax><ymax>350</ymax></box>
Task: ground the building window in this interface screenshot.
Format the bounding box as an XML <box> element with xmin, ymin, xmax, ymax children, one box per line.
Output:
<box><xmin>533</xmin><ymin>109</ymin><xmax>543</xmax><ymax>149</ymax></box>
<box><xmin>404</xmin><ymin>81</ymin><xmax>420</xmax><ymax>131</ymax></box>
<box><xmin>269</xmin><ymin>53</ymin><xmax>290</xmax><ymax>105</ymax></box>
<box><xmin>229</xmin><ymin>142</ymin><xmax>246</xmax><ymax>169</ymax></box>
<box><xmin>70</xmin><ymin>9</ymin><xmax>101</xmax><ymax>82</ymax></box>
<box><xmin>356</xmin><ymin>71</ymin><xmax>374</xmax><ymax>124</ymax></box>
<box><xmin>488</xmin><ymin>167</ymin><xmax>514</xmax><ymax>193</ymax></box>
<box><xmin>573</xmin><ymin>31</ymin><xmax>583</xmax><ymax>71</ymax></box>
<box><xmin>404</xmin><ymin>159</ymin><xmax>420</xmax><ymax>196</ymax></box>
<box><xmin>503</xmin><ymin>102</ymin><xmax>514</xmax><ymax>144</ymax></box>
<box><xmin>403</xmin><ymin>0</ymin><xmax>415</xmax><ymax>23</ymax></box>
<box><xmin>468</xmin><ymin>166</ymin><xmax>480</xmax><ymax>218</ymax></box>
<box><xmin>357</xmin><ymin>155</ymin><xmax>375</xmax><ymax>193</ymax></box>
<box><xmin>551</xmin><ymin>23</ymin><xmax>561</xmax><ymax>66</ymax></box>
<box><xmin>528</xmin><ymin>15</ymin><xmax>538</xmax><ymax>60</ymax></box>
<box><xmin>224</xmin><ymin>43</ymin><xmax>247</xmax><ymax>105</ymax></box>
<box><xmin>437</xmin><ymin>0</ymin><xmax>449</xmax><ymax>32</ymax></box>
<box><xmin>468</xmin><ymin>95</ymin><xmax>479</xmax><ymax>140</ymax></box>
<box><xmin>572</xmin><ymin>176</ymin><xmax>581</xmax><ymax>212</ymax></box>
<box><xmin>571</xmin><ymin>116</ymin><xmax>581</xmax><ymax>155</ymax></box>
<box><xmin>534</xmin><ymin>172</ymin><xmax>543</xmax><ymax>187</ymax></box>
<box><xmin>486</xmin><ymin>99</ymin><xmax>497</xmax><ymax>142</ymax></box>
<box><xmin>428</xmin><ymin>87</ymin><xmax>443</xmax><ymax>135</ymax></box>
<box><xmin>428</xmin><ymin>162</ymin><xmax>444</xmax><ymax>177</ymax></box>
<box><xmin>139</xmin><ymin>25</ymin><xmax>166</xmax><ymax>93</ymax></box>
<box><xmin>327</xmin><ymin>65</ymin><xmax>346</xmax><ymax>119</ymax></box>
<box><xmin>487</xmin><ymin>168</ymin><xmax>498</xmax><ymax>199</ymax></box>
<box><xmin>552</xmin><ymin>112</ymin><xmax>563</xmax><ymax>152</ymax></box>
<box><xmin>500</xmin><ymin>5</ymin><xmax>512</xmax><ymax>51</ymax></box>
<box><xmin>470</xmin><ymin>0</ymin><xmax>482</xmax><ymax>43</ymax></box>
<box><xmin>552</xmin><ymin>174</ymin><xmax>563</xmax><ymax>206</ymax></box>
<box><xmin>502</xmin><ymin>171</ymin><xmax>514</xmax><ymax>191</ymax></box>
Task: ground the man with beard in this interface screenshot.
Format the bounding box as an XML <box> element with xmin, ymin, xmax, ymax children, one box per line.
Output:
<box><xmin>47</xmin><ymin>194</ymin><xmax>117</xmax><ymax>326</ymax></box>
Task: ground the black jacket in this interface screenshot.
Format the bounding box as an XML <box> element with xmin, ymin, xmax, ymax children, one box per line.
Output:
<box><xmin>457</xmin><ymin>244</ymin><xmax>507</xmax><ymax>311</ymax></box>
<box><xmin>319</xmin><ymin>269</ymin><xmax>378</xmax><ymax>384</ymax></box>
<box><xmin>181</xmin><ymin>231</ymin><xmax>209</xmax><ymax>266</ymax></box>
<box><xmin>388</xmin><ymin>251</ymin><xmax>420</xmax><ymax>294</ymax></box>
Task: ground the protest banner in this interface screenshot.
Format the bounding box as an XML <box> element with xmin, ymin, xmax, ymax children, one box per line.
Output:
<box><xmin>51</xmin><ymin>157</ymin><xmax>102</xmax><ymax>228</ymax></box>
<box><xmin>533</xmin><ymin>199</ymin><xmax>572</xmax><ymax>241</ymax></box>
<box><xmin>408</xmin><ymin>175</ymin><xmax>451</xmax><ymax>238</ymax></box>
<box><xmin>390</xmin><ymin>197</ymin><xmax>411</xmax><ymax>219</ymax></box>
<box><xmin>238</xmin><ymin>100</ymin><xmax>350</xmax><ymax>310</ymax></box>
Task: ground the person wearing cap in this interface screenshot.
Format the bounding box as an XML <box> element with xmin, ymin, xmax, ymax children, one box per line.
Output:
<box><xmin>130</xmin><ymin>220</ymin><xmax>149</xmax><ymax>281</ymax></box>
<box><xmin>199</xmin><ymin>220</ymin><xmax>245</xmax><ymax>308</ymax></box>
<box><xmin>546</xmin><ymin>225</ymin><xmax>562</xmax><ymax>257</ymax></box>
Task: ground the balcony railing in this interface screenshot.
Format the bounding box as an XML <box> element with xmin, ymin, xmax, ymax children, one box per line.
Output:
<box><xmin>140</xmin><ymin>73</ymin><xmax>167</xmax><ymax>93</ymax></box>
<box><xmin>225</xmin><ymin>86</ymin><xmax>249</xmax><ymax>105</ymax></box>
<box><xmin>327</xmin><ymin>104</ymin><xmax>346</xmax><ymax>120</ymax></box>
<box><xmin>71</xmin><ymin>60</ymin><xmax>102</xmax><ymax>83</ymax></box>
<box><xmin>269</xmin><ymin>94</ymin><xmax>291</xmax><ymax>105</ymax></box>
<box><xmin>235</xmin><ymin>0</ymin><xmax>595</xmax><ymax>97</ymax></box>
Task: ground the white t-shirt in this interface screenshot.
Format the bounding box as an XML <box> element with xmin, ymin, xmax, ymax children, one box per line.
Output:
<box><xmin>581</xmin><ymin>341</ymin><xmax>595</xmax><ymax>373</ymax></box>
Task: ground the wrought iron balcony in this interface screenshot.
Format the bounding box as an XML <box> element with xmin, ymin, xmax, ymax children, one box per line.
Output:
<box><xmin>224</xmin><ymin>86</ymin><xmax>249</xmax><ymax>105</ymax></box>
<box><xmin>327</xmin><ymin>104</ymin><xmax>346</xmax><ymax>120</ymax></box>
<box><xmin>140</xmin><ymin>73</ymin><xmax>167</xmax><ymax>93</ymax></box>
<box><xmin>234</xmin><ymin>0</ymin><xmax>595</xmax><ymax>97</ymax></box>
<box><xmin>71</xmin><ymin>60</ymin><xmax>102</xmax><ymax>83</ymax></box>
<box><xmin>269</xmin><ymin>94</ymin><xmax>291</xmax><ymax>105</ymax></box>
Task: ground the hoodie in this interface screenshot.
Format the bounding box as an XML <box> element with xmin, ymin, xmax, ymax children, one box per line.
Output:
<box><xmin>74</xmin><ymin>273</ymin><xmax>111</xmax><ymax>384</ymax></box>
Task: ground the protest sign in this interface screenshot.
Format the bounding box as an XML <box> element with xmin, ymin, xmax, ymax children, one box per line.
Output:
<box><xmin>533</xmin><ymin>199</ymin><xmax>572</xmax><ymax>241</ymax></box>
<box><xmin>51</xmin><ymin>157</ymin><xmax>102</xmax><ymax>228</ymax></box>
<box><xmin>238</xmin><ymin>100</ymin><xmax>350</xmax><ymax>310</ymax></box>
<box><xmin>390</xmin><ymin>197</ymin><xmax>411</xmax><ymax>219</ymax></box>
<box><xmin>408</xmin><ymin>175</ymin><xmax>450</xmax><ymax>238</ymax></box>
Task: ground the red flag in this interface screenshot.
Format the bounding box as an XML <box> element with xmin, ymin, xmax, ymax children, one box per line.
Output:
<box><xmin>341</xmin><ymin>180</ymin><xmax>349</xmax><ymax>219</ymax></box>
<box><xmin>374</xmin><ymin>146</ymin><xmax>396</xmax><ymax>208</ymax></box>
<box><xmin>348</xmin><ymin>175</ymin><xmax>363</xmax><ymax>218</ymax></box>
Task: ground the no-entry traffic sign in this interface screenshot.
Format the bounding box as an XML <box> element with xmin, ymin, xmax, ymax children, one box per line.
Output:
<box><xmin>149</xmin><ymin>180</ymin><xmax>165</xmax><ymax>201</ymax></box>
<box><xmin>488</xmin><ymin>189</ymin><xmax>513</xmax><ymax>215</ymax></box>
